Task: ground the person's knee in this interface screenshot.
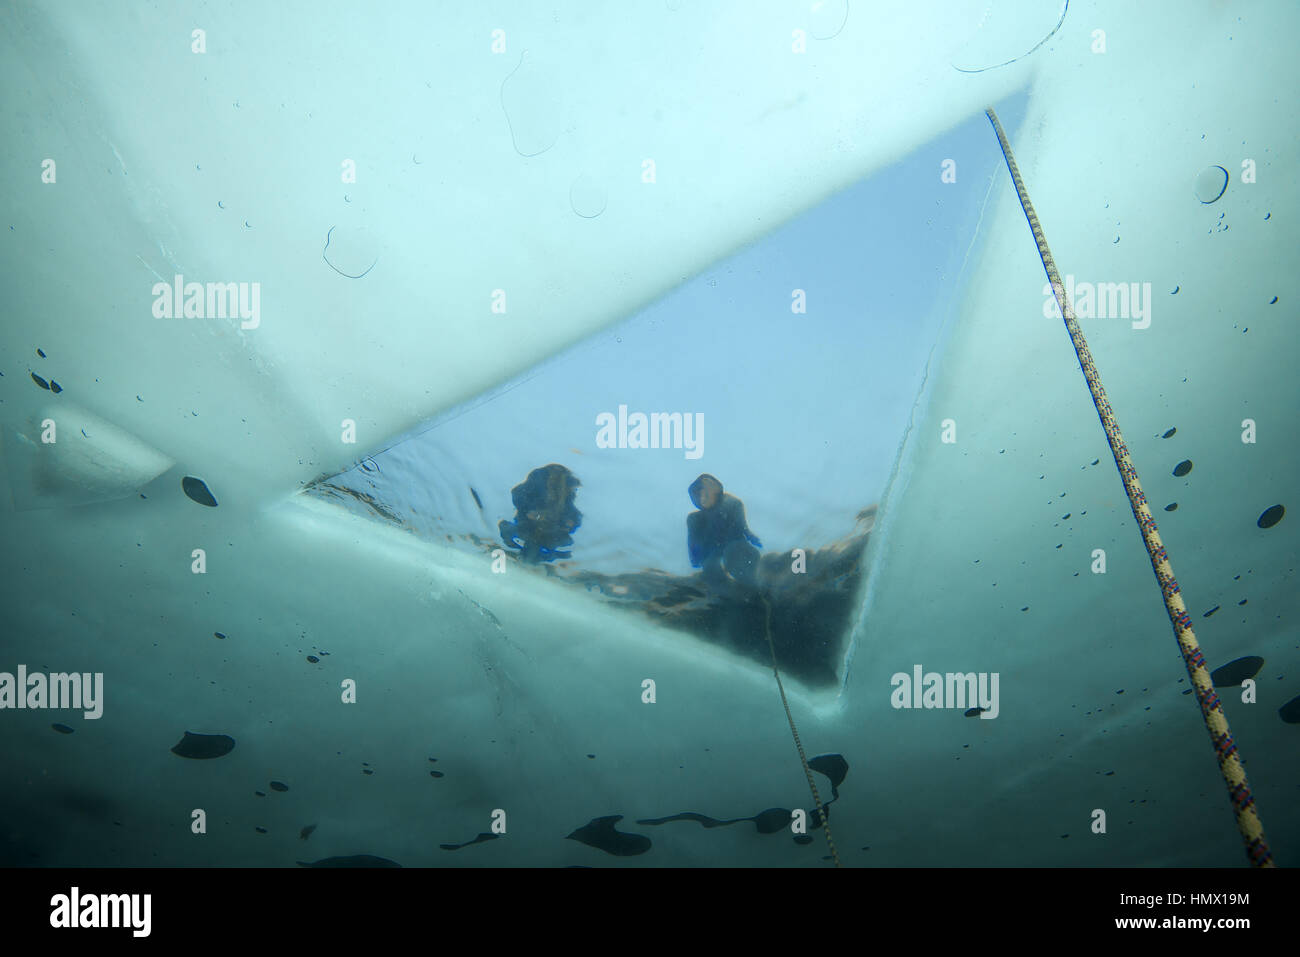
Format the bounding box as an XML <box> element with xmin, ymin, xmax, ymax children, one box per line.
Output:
<box><xmin>723</xmin><ymin>540</ymin><xmax>759</xmax><ymax>584</ymax></box>
<box><xmin>700</xmin><ymin>555</ymin><xmax>728</xmax><ymax>585</ymax></box>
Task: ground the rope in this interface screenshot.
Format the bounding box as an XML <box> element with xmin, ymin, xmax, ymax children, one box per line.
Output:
<box><xmin>762</xmin><ymin>594</ymin><xmax>841</xmax><ymax>867</ymax></box>
<box><xmin>985</xmin><ymin>107</ymin><xmax>1274</xmax><ymax>868</ymax></box>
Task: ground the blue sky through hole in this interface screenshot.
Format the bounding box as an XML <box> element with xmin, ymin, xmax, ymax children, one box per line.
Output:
<box><xmin>318</xmin><ymin>93</ymin><xmax>1030</xmax><ymax>577</ymax></box>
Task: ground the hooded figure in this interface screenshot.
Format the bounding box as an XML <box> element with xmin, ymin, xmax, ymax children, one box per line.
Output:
<box><xmin>499</xmin><ymin>464</ymin><xmax>582</xmax><ymax>562</ymax></box>
<box><xmin>687</xmin><ymin>473</ymin><xmax>761</xmax><ymax>587</ymax></box>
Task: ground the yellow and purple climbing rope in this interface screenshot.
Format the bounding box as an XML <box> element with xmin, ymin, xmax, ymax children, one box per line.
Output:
<box><xmin>985</xmin><ymin>107</ymin><xmax>1273</xmax><ymax>868</ymax></box>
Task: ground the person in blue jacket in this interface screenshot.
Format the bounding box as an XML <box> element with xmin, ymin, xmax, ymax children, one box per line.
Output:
<box><xmin>687</xmin><ymin>473</ymin><xmax>762</xmax><ymax>588</ymax></box>
<box><xmin>499</xmin><ymin>464</ymin><xmax>582</xmax><ymax>562</ymax></box>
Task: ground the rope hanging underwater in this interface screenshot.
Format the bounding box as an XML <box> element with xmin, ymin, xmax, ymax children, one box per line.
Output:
<box><xmin>984</xmin><ymin>107</ymin><xmax>1274</xmax><ymax>868</ymax></box>
<box><xmin>762</xmin><ymin>595</ymin><xmax>841</xmax><ymax>867</ymax></box>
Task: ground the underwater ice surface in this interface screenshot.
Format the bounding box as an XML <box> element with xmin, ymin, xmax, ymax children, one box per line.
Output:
<box><xmin>0</xmin><ymin>1</ymin><xmax>1296</xmax><ymax>869</ymax></box>
<box><xmin>309</xmin><ymin>144</ymin><xmax>980</xmax><ymax>576</ymax></box>
<box><xmin>304</xmin><ymin>119</ymin><xmax>1005</xmax><ymax>685</ymax></box>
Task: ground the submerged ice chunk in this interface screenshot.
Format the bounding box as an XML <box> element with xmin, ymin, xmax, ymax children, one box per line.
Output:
<box><xmin>170</xmin><ymin>731</ymin><xmax>235</xmax><ymax>759</ymax></box>
<box><xmin>182</xmin><ymin>476</ymin><xmax>218</xmax><ymax>507</ymax></box>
